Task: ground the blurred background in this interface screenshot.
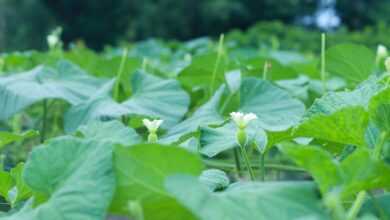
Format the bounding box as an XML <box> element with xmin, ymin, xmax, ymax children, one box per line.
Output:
<box><xmin>0</xmin><ymin>0</ymin><xmax>389</xmax><ymax>52</ymax></box>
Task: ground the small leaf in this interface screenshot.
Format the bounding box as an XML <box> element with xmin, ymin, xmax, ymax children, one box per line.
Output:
<box><xmin>199</xmin><ymin>169</ymin><xmax>229</xmax><ymax>191</ymax></box>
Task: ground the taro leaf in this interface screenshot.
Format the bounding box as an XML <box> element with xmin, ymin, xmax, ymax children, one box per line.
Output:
<box><xmin>0</xmin><ymin>130</ymin><xmax>38</xmax><ymax>150</ymax></box>
<box><xmin>110</xmin><ymin>144</ymin><xmax>204</xmax><ymax>220</ymax></box>
<box><xmin>199</xmin><ymin>122</ymin><xmax>267</xmax><ymax>157</ymax></box>
<box><xmin>0</xmin><ymin>60</ymin><xmax>108</xmax><ymax>121</ymax></box>
<box><xmin>279</xmin><ymin>143</ymin><xmax>390</xmax><ymax>198</ymax></box>
<box><xmin>295</xmin><ymin>78</ymin><xmax>383</xmax><ymax>146</ymax></box>
<box><xmin>122</xmin><ymin>70</ymin><xmax>190</xmax><ymax>128</ymax></box>
<box><xmin>239</xmin><ymin>77</ymin><xmax>305</xmax><ymax>131</ymax></box>
<box><xmin>77</xmin><ymin>120</ymin><xmax>141</xmax><ymax>145</ymax></box>
<box><xmin>160</xmin><ymin>86</ymin><xmax>225</xmax><ymax>144</ymax></box>
<box><xmin>166</xmin><ymin>175</ymin><xmax>329</xmax><ymax>220</ymax></box>
<box><xmin>65</xmin><ymin>70</ymin><xmax>189</xmax><ymax>132</ymax></box>
<box><xmin>199</xmin><ymin>169</ymin><xmax>230</xmax><ymax>192</ymax></box>
<box><xmin>0</xmin><ymin>137</ymin><xmax>116</xmax><ymax>220</ymax></box>
<box><xmin>325</xmin><ymin>44</ymin><xmax>375</xmax><ymax>84</ymax></box>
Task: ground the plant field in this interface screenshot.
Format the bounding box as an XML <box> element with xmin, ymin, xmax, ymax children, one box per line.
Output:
<box><xmin>0</xmin><ymin>33</ymin><xmax>389</xmax><ymax>220</ymax></box>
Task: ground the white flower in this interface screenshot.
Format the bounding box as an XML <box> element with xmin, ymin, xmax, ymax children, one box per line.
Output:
<box><xmin>385</xmin><ymin>57</ymin><xmax>390</xmax><ymax>73</ymax></box>
<box><xmin>377</xmin><ymin>45</ymin><xmax>388</xmax><ymax>60</ymax></box>
<box><xmin>143</xmin><ymin>119</ymin><xmax>163</xmax><ymax>133</ymax></box>
<box><xmin>230</xmin><ymin>112</ymin><xmax>257</xmax><ymax>129</ymax></box>
<box><xmin>47</xmin><ymin>34</ymin><xmax>59</xmax><ymax>49</ymax></box>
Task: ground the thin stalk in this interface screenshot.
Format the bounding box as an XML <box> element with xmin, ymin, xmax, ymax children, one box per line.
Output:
<box><xmin>113</xmin><ymin>48</ymin><xmax>129</xmax><ymax>102</ymax></box>
<box><xmin>40</xmin><ymin>99</ymin><xmax>48</xmax><ymax>143</ymax></box>
<box><xmin>239</xmin><ymin>144</ymin><xmax>255</xmax><ymax>180</ymax></box>
<box><xmin>259</xmin><ymin>152</ymin><xmax>265</xmax><ymax>181</ymax></box>
<box><xmin>142</xmin><ymin>58</ymin><xmax>148</xmax><ymax>71</ymax></box>
<box><xmin>209</xmin><ymin>34</ymin><xmax>224</xmax><ymax>96</ymax></box>
<box><xmin>347</xmin><ymin>191</ymin><xmax>367</xmax><ymax>220</ymax></box>
<box><xmin>233</xmin><ymin>148</ymin><xmax>242</xmax><ymax>176</ymax></box>
<box><xmin>321</xmin><ymin>33</ymin><xmax>327</xmax><ymax>93</ymax></box>
<box><xmin>262</xmin><ymin>61</ymin><xmax>270</xmax><ymax>80</ymax></box>
<box><xmin>373</xmin><ymin>131</ymin><xmax>387</xmax><ymax>160</ymax></box>
<box><xmin>203</xmin><ymin>159</ymin><xmax>304</xmax><ymax>172</ymax></box>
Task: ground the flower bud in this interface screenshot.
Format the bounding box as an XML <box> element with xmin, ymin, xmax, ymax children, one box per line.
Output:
<box><xmin>128</xmin><ymin>200</ymin><xmax>144</xmax><ymax>220</ymax></box>
<box><xmin>236</xmin><ymin>128</ymin><xmax>247</xmax><ymax>147</ymax></box>
<box><xmin>377</xmin><ymin>45</ymin><xmax>388</xmax><ymax>61</ymax></box>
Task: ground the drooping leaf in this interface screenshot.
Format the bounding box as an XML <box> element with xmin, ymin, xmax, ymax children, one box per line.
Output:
<box><xmin>166</xmin><ymin>175</ymin><xmax>329</xmax><ymax>220</ymax></box>
<box><xmin>325</xmin><ymin>44</ymin><xmax>375</xmax><ymax>84</ymax></box>
<box><xmin>110</xmin><ymin>144</ymin><xmax>204</xmax><ymax>220</ymax></box>
<box><xmin>77</xmin><ymin>120</ymin><xmax>141</xmax><ymax>145</ymax></box>
<box><xmin>0</xmin><ymin>60</ymin><xmax>108</xmax><ymax>121</ymax></box>
<box><xmin>239</xmin><ymin>77</ymin><xmax>305</xmax><ymax>131</ymax></box>
<box><xmin>199</xmin><ymin>169</ymin><xmax>230</xmax><ymax>192</ymax></box>
<box><xmin>1</xmin><ymin>137</ymin><xmax>115</xmax><ymax>220</ymax></box>
<box><xmin>65</xmin><ymin>70</ymin><xmax>189</xmax><ymax>132</ymax></box>
<box><xmin>160</xmin><ymin>86</ymin><xmax>226</xmax><ymax>144</ymax></box>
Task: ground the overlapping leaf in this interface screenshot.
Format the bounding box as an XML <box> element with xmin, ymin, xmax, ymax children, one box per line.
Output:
<box><xmin>110</xmin><ymin>144</ymin><xmax>204</xmax><ymax>220</ymax></box>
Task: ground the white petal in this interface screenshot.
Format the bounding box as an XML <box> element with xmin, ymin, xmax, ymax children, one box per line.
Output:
<box><xmin>143</xmin><ymin>119</ymin><xmax>153</xmax><ymax>130</ymax></box>
<box><xmin>243</xmin><ymin>113</ymin><xmax>257</xmax><ymax>124</ymax></box>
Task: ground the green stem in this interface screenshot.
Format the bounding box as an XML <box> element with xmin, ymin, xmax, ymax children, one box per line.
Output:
<box><xmin>233</xmin><ymin>148</ymin><xmax>242</xmax><ymax>176</ymax></box>
<box><xmin>40</xmin><ymin>99</ymin><xmax>48</xmax><ymax>143</ymax></box>
<box><xmin>113</xmin><ymin>48</ymin><xmax>129</xmax><ymax>102</ymax></box>
<box><xmin>259</xmin><ymin>153</ymin><xmax>265</xmax><ymax>181</ymax></box>
<box><xmin>203</xmin><ymin>159</ymin><xmax>304</xmax><ymax>172</ymax></box>
<box><xmin>347</xmin><ymin>191</ymin><xmax>367</xmax><ymax>220</ymax></box>
<box><xmin>239</xmin><ymin>144</ymin><xmax>255</xmax><ymax>181</ymax></box>
<box><xmin>374</xmin><ymin>131</ymin><xmax>387</xmax><ymax>160</ymax></box>
<box><xmin>263</xmin><ymin>61</ymin><xmax>270</xmax><ymax>80</ymax></box>
<box><xmin>209</xmin><ymin>34</ymin><xmax>224</xmax><ymax>96</ymax></box>
<box><xmin>321</xmin><ymin>33</ymin><xmax>327</xmax><ymax>93</ymax></box>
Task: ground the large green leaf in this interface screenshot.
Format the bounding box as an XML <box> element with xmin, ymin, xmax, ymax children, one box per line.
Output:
<box><xmin>0</xmin><ymin>60</ymin><xmax>107</xmax><ymax>121</ymax></box>
<box><xmin>1</xmin><ymin>137</ymin><xmax>115</xmax><ymax>220</ymax></box>
<box><xmin>0</xmin><ymin>130</ymin><xmax>38</xmax><ymax>150</ymax></box>
<box><xmin>361</xmin><ymin>193</ymin><xmax>390</xmax><ymax>219</ymax></box>
<box><xmin>199</xmin><ymin>122</ymin><xmax>267</xmax><ymax>157</ymax></box>
<box><xmin>122</xmin><ymin>70</ymin><xmax>190</xmax><ymax>128</ymax></box>
<box><xmin>295</xmin><ymin>78</ymin><xmax>384</xmax><ymax>146</ymax></box>
<box><xmin>160</xmin><ymin>86</ymin><xmax>225</xmax><ymax>144</ymax></box>
<box><xmin>77</xmin><ymin>120</ymin><xmax>141</xmax><ymax>145</ymax></box>
<box><xmin>110</xmin><ymin>144</ymin><xmax>204</xmax><ymax>220</ymax></box>
<box><xmin>280</xmin><ymin>143</ymin><xmax>390</xmax><ymax>197</ymax></box>
<box><xmin>325</xmin><ymin>44</ymin><xmax>375</xmax><ymax>84</ymax></box>
<box><xmin>239</xmin><ymin>77</ymin><xmax>305</xmax><ymax>131</ymax></box>
<box><xmin>65</xmin><ymin>70</ymin><xmax>189</xmax><ymax>132</ymax></box>
<box><xmin>166</xmin><ymin>175</ymin><xmax>329</xmax><ymax>220</ymax></box>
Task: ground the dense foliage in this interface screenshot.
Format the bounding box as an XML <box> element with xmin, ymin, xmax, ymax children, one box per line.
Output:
<box><xmin>0</xmin><ymin>31</ymin><xmax>389</xmax><ymax>219</ymax></box>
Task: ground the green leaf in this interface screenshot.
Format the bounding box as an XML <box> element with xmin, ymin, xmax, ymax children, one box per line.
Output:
<box><xmin>110</xmin><ymin>144</ymin><xmax>204</xmax><ymax>220</ymax></box>
<box><xmin>361</xmin><ymin>193</ymin><xmax>390</xmax><ymax>219</ymax></box>
<box><xmin>368</xmin><ymin>88</ymin><xmax>390</xmax><ymax>132</ymax></box>
<box><xmin>0</xmin><ymin>60</ymin><xmax>107</xmax><ymax>121</ymax></box>
<box><xmin>65</xmin><ymin>70</ymin><xmax>189</xmax><ymax>132</ymax></box>
<box><xmin>295</xmin><ymin>78</ymin><xmax>383</xmax><ymax>146</ymax></box>
<box><xmin>325</xmin><ymin>44</ymin><xmax>375</xmax><ymax>84</ymax></box>
<box><xmin>166</xmin><ymin>175</ymin><xmax>329</xmax><ymax>220</ymax></box>
<box><xmin>77</xmin><ymin>120</ymin><xmax>141</xmax><ymax>145</ymax></box>
<box><xmin>0</xmin><ymin>130</ymin><xmax>38</xmax><ymax>150</ymax></box>
<box><xmin>239</xmin><ymin>77</ymin><xmax>305</xmax><ymax>131</ymax></box>
<box><xmin>8</xmin><ymin>163</ymin><xmax>31</xmax><ymax>205</ymax></box>
<box><xmin>279</xmin><ymin>143</ymin><xmax>390</xmax><ymax>197</ymax></box>
<box><xmin>160</xmin><ymin>86</ymin><xmax>225</xmax><ymax>144</ymax></box>
<box><xmin>122</xmin><ymin>70</ymin><xmax>190</xmax><ymax>128</ymax></box>
<box><xmin>0</xmin><ymin>171</ymin><xmax>13</xmax><ymax>201</ymax></box>
<box><xmin>199</xmin><ymin>122</ymin><xmax>267</xmax><ymax>157</ymax></box>
<box><xmin>1</xmin><ymin>137</ymin><xmax>115</xmax><ymax>220</ymax></box>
